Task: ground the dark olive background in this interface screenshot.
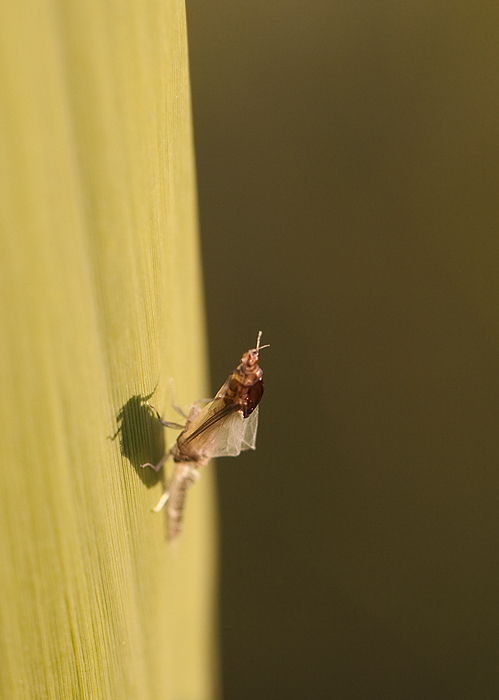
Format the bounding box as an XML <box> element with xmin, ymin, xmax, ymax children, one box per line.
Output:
<box><xmin>186</xmin><ymin>1</ymin><xmax>499</xmax><ymax>698</ymax></box>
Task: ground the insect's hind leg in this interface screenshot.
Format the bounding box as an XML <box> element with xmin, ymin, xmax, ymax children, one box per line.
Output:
<box><xmin>152</xmin><ymin>489</ymin><xmax>170</xmax><ymax>512</ymax></box>
<box><xmin>151</xmin><ymin>464</ymin><xmax>200</xmax><ymax>513</ymax></box>
<box><xmin>140</xmin><ymin>450</ymin><xmax>171</xmax><ymax>473</ymax></box>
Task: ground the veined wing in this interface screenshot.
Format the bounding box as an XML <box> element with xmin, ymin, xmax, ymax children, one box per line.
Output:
<box><xmin>239</xmin><ymin>405</ymin><xmax>259</xmax><ymax>451</ymax></box>
<box><xmin>182</xmin><ymin>399</ymin><xmax>259</xmax><ymax>459</ymax></box>
<box><xmin>183</xmin><ymin>398</ymin><xmax>239</xmax><ymax>445</ymax></box>
<box><xmin>210</xmin><ymin>405</ymin><xmax>259</xmax><ymax>458</ymax></box>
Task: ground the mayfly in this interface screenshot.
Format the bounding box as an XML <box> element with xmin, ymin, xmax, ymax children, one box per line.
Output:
<box><xmin>142</xmin><ymin>332</ymin><xmax>269</xmax><ymax>540</ymax></box>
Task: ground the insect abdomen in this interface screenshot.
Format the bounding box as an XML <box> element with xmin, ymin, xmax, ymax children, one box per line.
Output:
<box><xmin>167</xmin><ymin>463</ymin><xmax>200</xmax><ymax>539</ymax></box>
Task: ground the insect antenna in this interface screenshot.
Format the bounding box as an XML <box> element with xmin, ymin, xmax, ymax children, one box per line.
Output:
<box><xmin>255</xmin><ymin>330</ymin><xmax>270</xmax><ymax>353</ymax></box>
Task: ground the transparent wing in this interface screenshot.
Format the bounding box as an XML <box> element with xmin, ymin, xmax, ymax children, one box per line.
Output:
<box><xmin>240</xmin><ymin>405</ymin><xmax>259</xmax><ymax>451</ymax></box>
<box><xmin>180</xmin><ymin>395</ymin><xmax>260</xmax><ymax>461</ymax></box>
<box><xmin>183</xmin><ymin>398</ymin><xmax>237</xmax><ymax>445</ymax></box>
<box><xmin>211</xmin><ymin>406</ymin><xmax>259</xmax><ymax>458</ymax></box>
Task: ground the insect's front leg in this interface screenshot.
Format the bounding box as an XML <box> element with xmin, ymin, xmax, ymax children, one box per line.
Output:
<box><xmin>194</xmin><ymin>398</ymin><xmax>214</xmax><ymax>407</ymax></box>
<box><xmin>146</xmin><ymin>402</ymin><xmax>185</xmax><ymax>429</ymax></box>
<box><xmin>141</xmin><ymin>402</ymin><xmax>185</xmax><ymax>472</ymax></box>
<box><xmin>166</xmin><ymin>378</ymin><xmax>191</xmax><ymax>419</ymax></box>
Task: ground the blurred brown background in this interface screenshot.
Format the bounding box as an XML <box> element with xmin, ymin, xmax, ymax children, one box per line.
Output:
<box><xmin>186</xmin><ymin>1</ymin><xmax>499</xmax><ymax>698</ymax></box>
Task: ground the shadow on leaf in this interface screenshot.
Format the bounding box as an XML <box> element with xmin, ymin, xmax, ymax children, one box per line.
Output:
<box><xmin>112</xmin><ymin>393</ymin><xmax>165</xmax><ymax>488</ymax></box>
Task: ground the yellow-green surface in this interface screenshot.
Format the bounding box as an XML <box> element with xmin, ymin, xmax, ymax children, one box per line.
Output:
<box><xmin>0</xmin><ymin>1</ymin><xmax>217</xmax><ymax>698</ymax></box>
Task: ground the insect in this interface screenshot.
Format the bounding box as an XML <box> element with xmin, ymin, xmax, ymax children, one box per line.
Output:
<box><xmin>142</xmin><ymin>332</ymin><xmax>269</xmax><ymax>539</ymax></box>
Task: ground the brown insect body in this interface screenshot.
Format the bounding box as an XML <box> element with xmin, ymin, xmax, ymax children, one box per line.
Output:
<box><xmin>216</xmin><ymin>343</ymin><xmax>265</xmax><ymax>417</ymax></box>
<box><xmin>144</xmin><ymin>332</ymin><xmax>268</xmax><ymax>539</ymax></box>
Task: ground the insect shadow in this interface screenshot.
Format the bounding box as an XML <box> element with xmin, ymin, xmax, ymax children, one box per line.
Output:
<box><xmin>111</xmin><ymin>391</ymin><xmax>166</xmax><ymax>488</ymax></box>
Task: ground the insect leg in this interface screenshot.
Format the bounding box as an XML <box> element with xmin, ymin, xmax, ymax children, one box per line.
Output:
<box><xmin>146</xmin><ymin>402</ymin><xmax>184</xmax><ymax>429</ymax></box>
<box><xmin>171</xmin><ymin>400</ymin><xmax>188</xmax><ymax>419</ymax></box>
<box><xmin>151</xmin><ymin>463</ymin><xmax>199</xmax><ymax>517</ymax></box>
<box><xmin>194</xmin><ymin>398</ymin><xmax>213</xmax><ymax>407</ymax></box>
<box><xmin>152</xmin><ymin>489</ymin><xmax>170</xmax><ymax>512</ymax></box>
<box><xmin>140</xmin><ymin>450</ymin><xmax>171</xmax><ymax>472</ymax></box>
<box><xmin>166</xmin><ymin>378</ymin><xmax>190</xmax><ymax>419</ymax></box>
